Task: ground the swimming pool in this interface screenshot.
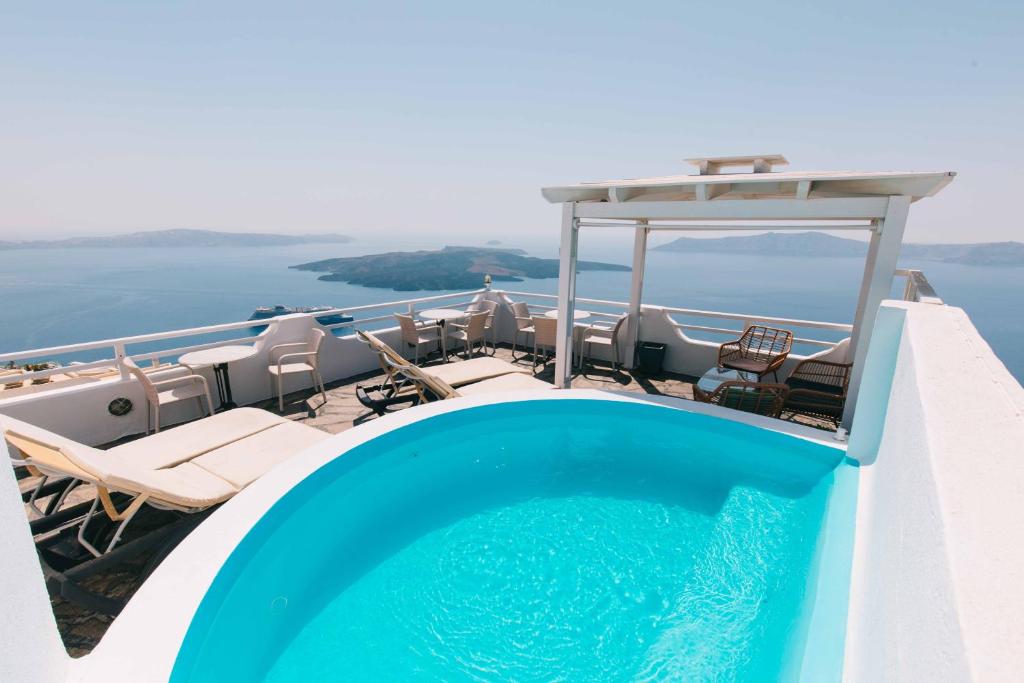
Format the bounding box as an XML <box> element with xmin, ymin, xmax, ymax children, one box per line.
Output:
<box><xmin>152</xmin><ymin>397</ymin><xmax>856</xmax><ymax>681</ymax></box>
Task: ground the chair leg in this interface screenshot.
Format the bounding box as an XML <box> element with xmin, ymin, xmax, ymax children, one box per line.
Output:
<box><xmin>277</xmin><ymin>374</ymin><xmax>284</xmax><ymax>412</ymax></box>
<box><xmin>153</xmin><ymin>404</ymin><xmax>160</xmax><ymax>434</ymax></box>
<box><xmin>317</xmin><ymin>370</ymin><xmax>327</xmax><ymax>404</ymax></box>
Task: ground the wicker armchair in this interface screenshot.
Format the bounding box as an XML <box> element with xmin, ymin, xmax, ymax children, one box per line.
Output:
<box><xmin>782</xmin><ymin>359</ymin><xmax>853</xmax><ymax>425</ymax></box>
<box><xmin>693</xmin><ymin>380</ymin><xmax>789</xmax><ymax>418</ymax></box>
<box><xmin>718</xmin><ymin>325</ymin><xmax>793</xmax><ymax>381</ymax></box>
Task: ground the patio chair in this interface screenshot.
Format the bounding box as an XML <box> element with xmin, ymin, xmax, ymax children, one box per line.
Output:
<box><xmin>268</xmin><ymin>327</ymin><xmax>328</xmax><ymax>412</ymax></box>
<box><xmin>466</xmin><ymin>299</ymin><xmax>499</xmax><ymax>354</ymax></box>
<box><xmin>509</xmin><ymin>302</ymin><xmax>535</xmax><ymax>361</ymax></box>
<box><xmin>354</xmin><ymin>330</ymin><xmax>529</xmax><ymax>414</ymax></box>
<box><xmin>717</xmin><ymin>325</ymin><xmax>793</xmax><ymax>381</ymax></box>
<box><xmin>394</xmin><ymin>313</ymin><xmax>442</xmax><ymax>364</ymax></box>
<box><xmin>123</xmin><ymin>357</ymin><xmax>213</xmax><ymax>434</ymax></box>
<box><xmin>3</xmin><ymin>408</ymin><xmax>328</xmax><ymax>611</ymax></box>
<box><xmin>381</xmin><ymin>354</ymin><xmax>552</xmax><ymax>403</ymax></box>
<box><xmin>531</xmin><ymin>316</ymin><xmax>558</xmax><ymax>371</ymax></box>
<box><xmin>693</xmin><ymin>380</ymin><xmax>789</xmax><ymax>418</ymax></box>
<box><xmin>578</xmin><ymin>315</ymin><xmax>627</xmax><ymax>373</ymax></box>
<box><xmin>447</xmin><ymin>311</ymin><xmax>489</xmax><ymax>360</ymax></box>
<box><xmin>782</xmin><ymin>358</ymin><xmax>853</xmax><ymax>425</ymax></box>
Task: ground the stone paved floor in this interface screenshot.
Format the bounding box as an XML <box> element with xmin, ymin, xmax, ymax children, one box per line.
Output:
<box><xmin>30</xmin><ymin>344</ymin><xmax>833</xmax><ymax>656</ymax></box>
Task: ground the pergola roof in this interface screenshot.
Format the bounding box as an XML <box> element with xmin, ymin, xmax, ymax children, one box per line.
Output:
<box><xmin>542</xmin><ymin>159</ymin><xmax>956</xmax><ymax>205</ymax></box>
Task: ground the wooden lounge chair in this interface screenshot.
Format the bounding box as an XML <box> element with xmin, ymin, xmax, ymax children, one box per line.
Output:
<box><xmin>3</xmin><ymin>408</ymin><xmax>328</xmax><ymax>612</ymax></box>
<box><xmin>354</xmin><ymin>330</ymin><xmax>530</xmax><ymax>415</ymax></box>
<box><xmin>782</xmin><ymin>358</ymin><xmax>853</xmax><ymax>425</ymax></box>
<box><xmin>693</xmin><ymin>380</ymin><xmax>789</xmax><ymax>418</ymax></box>
<box><xmin>717</xmin><ymin>325</ymin><xmax>793</xmax><ymax>381</ymax></box>
<box><xmin>382</xmin><ymin>354</ymin><xmax>553</xmax><ymax>402</ymax></box>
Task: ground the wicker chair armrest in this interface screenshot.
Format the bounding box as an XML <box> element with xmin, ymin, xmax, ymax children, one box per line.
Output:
<box><xmin>717</xmin><ymin>340</ymin><xmax>743</xmax><ymax>365</ymax></box>
<box><xmin>763</xmin><ymin>351</ymin><xmax>790</xmax><ymax>374</ymax></box>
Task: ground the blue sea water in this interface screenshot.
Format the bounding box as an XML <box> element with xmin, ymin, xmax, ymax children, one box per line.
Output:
<box><xmin>170</xmin><ymin>400</ymin><xmax>853</xmax><ymax>682</ymax></box>
<box><xmin>0</xmin><ymin>238</ymin><xmax>1020</xmax><ymax>380</ymax></box>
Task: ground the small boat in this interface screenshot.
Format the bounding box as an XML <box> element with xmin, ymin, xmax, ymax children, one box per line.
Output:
<box><xmin>249</xmin><ymin>305</ymin><xmax>352</xmax><ymax>326</ymax></box>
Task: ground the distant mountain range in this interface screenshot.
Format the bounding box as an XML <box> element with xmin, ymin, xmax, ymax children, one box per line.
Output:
<box><xmin>652</xmin><ymin>232</ymin><xmax>1024</xmax><ymax>266</ymax></box>
<box><xmin>0</xmin><ymin>228</ymin><xmax>353</xmax><ymax>249</ymax></box>
<box><xmin>293</xmin><ymin>246</ymin><xmax>630</xmax><ymax>291</ymax></box>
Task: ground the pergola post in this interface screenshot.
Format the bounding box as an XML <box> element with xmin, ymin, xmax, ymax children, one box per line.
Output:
<box><xmin>843</xmin><ymin>195</ymin><xmax>911</xmax><ymax>429</ymax></box>
<box><xmin>624</xmin><ymin>220</ymin><xmax>649</xmax><ymax>368</ymax></box>
<box><xmin>554</xmin><ymin>202</ymin><xmax>578</xmax><ymax>388</ymax></box>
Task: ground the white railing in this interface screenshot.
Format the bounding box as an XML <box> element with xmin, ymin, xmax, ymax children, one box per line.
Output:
<box><xmin>0</xmin><ymin>270</ymin><xmax>941</xmax><ymax>388</ymax></box>
<box><xmin>0</xmin><ymin>289</ymin><xmax>487</xmax><ymax>385</ymax></box>
<box><xmin>663</xmin><ymin>305</ymin><xmax>852</xmax><ymax>348</ymax></box>
<box><xmin>504</xmin><ymin>290</ymin><xmax>851</xmax><ymax>349</ymax></box>
<box><xmin>897</xmin><ymin>268</ymin><xmax>943</xmax><ymax>305</ymax></box>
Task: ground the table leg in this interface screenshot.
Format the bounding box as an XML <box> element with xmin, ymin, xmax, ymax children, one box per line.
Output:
<box><xmin>439</xmin><ymin>320</ymin><xmax>449</xmax><ymax>363</ymax></box>
<box><xmin>218</xmin><ymin>363</ymin><xmax>238</xmax><ymax>410</ymax></box>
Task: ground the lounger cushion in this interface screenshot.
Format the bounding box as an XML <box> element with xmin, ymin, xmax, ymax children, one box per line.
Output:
<box><xmin>110</xmin><ymin>407</ymin><xmax>287</xmax><ymax>469</ymax></box>
<box><xmin>425</xmin><ymin>357</ymin><xmax>528</xmax><ymax>387</ymax></box>
<box><xmin>104</xmin><ymin>460</ymin><xmax>239</xmax><ymax>508</ymax></box>
<box><xmin>455</xmin><ymin>373</ymin><xmax>553</xmax><ymax>396</ymax></box>
<box><xmin>192</xmin><ymin>421</ymin><xmax>329</xmax><ymax>488</ymax></box>
<box><xmin>1</xmin><ymin>415</ymin><xmax>110</xmax><ymax>479</ymax></box>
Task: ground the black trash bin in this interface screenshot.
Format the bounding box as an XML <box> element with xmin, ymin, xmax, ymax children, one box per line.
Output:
<box><xmin>636</xmin><ymin>341</ymin><xmax>666</xmax><ymax>375</ymax></box>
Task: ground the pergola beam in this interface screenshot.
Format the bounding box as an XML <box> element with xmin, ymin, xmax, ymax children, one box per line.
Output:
<box><xmin>575</xmin><ymin>196</ymin><xmax>889</xmax><ymax>221</ymax></box>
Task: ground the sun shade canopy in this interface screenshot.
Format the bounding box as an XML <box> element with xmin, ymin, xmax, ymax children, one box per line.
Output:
<box><xmin>541</xmin><ymin>155</ymin><xmax>955</xmax><ymax>205</ymax></box>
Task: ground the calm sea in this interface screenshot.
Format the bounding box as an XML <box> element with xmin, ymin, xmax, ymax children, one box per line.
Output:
<box><xmin>1</xmin><ymin>239</ymin><xmax>1021</xmax><ymax>381</ymax></box>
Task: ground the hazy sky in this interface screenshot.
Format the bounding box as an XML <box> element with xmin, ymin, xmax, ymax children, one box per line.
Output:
<box><xmin>2</xmin><ymin>1</ymin><xmax>1021</xmax><ymax>244</ymax></box>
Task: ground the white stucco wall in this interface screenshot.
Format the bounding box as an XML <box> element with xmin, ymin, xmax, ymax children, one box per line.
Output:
<box><xmin>844</xmin><ymin>302</ymin><xmax>1024</xmax><ymax>681</ymax></box>
<box><xmin>0</xmin><ymin>440</ymin><xmax>69</xmax><ymax>682</ymax></box>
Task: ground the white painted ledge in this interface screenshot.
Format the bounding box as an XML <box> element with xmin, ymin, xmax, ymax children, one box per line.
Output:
<box><xmin>845</xmin><ymin>302</ymin><xmax>1024</xmax><ymax>682</ymax></box>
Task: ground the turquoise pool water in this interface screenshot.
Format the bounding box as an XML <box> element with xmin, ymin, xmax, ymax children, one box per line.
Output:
<box><xmin>171</xmin><ymin>399</ymin><xmax>856</xmax><ymax>682</ymax></box>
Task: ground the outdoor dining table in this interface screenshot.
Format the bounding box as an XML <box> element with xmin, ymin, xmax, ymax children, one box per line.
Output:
<box><xmin>542</xmin><ymin>308</ymin><xmax>591</xmax><ymax>321</ymax></box>
<box><xmin>418</xmin><ymin>308</ymin><xmax>467</xmax><ymax>362</ymax></box>
<box><xmin>178</xmin><ymin>344</ymin><xmax>257</xmax><ymax>411</ymax></box>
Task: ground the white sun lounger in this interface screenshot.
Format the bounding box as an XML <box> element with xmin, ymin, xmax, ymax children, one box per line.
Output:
<box><xmin>3</xmin><ymin>408</ymin><xmax>329</xmax><ymax>557</ymax></box>
<box><xmin>382</xmin><ymin>354</ymin><xmax>554</xmax><ymax>401</ymax></box>
<box><xmin>358</xmin><ymin>330</ymin><xmax>528</xmax><ymax>387</ymax></box>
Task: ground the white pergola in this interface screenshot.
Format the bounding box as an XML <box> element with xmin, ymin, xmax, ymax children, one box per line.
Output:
<box><xmin>541</xmin><ymin>155</ymin><xmax>955</xmax><ymax>428</ymax></box>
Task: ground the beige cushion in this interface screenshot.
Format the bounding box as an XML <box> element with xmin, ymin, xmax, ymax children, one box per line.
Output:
<box><xmin>425</xmin><ymin>357</ymin><xmax>527</xmax><ymax>387</ymax></box>
<box><xmin>1</xmin><ymin>415</ymin><xmax>110</xmax><ymax>479</ymax></box>
<box><xmin>104</xmin><ymin>459</ymin><xmax>239</xmax><ymax>508</ymax></box>
<box><xmin>109</xmin><ymin>407</ymin><xmax>286</xmax><ymax>469</ymax></box>
<box><xmin>455</xmin><ymin>373</ymin><xmax>554</xmax><ymax>397</ymax></box>
<box><xmin>193</xmin><ymin>421</ymin><xmax>329</xmax><ymax>488</ymax></box>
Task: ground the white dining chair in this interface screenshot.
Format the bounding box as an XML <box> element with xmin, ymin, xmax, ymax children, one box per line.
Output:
<box><xmin>123</xmin><ymin>356</ymin><xmax>213</xmax><ymax>434</ymax></box>
<box><xmin>510</xmin><ymin>301</ymin><xmax>535</xmax><ymax>361</ymax></box>
<box><xmin>268</xmin><ymin>328</ymin><xmax>328</xmax><ymax>412</ymax></box>
<box><xmin>394</xmin><ymin>313</ymin><xmax>442</xmax><ymax>364</ymax></box>
<box><xmin>578</xmin><ymin>315</ymin><xmax>628</xmax><ymax>373</ymax></box>
<box><xmin>448</xmin><ymin>311</ymin><xmax>490</xmax><ymax>360</ymax></box>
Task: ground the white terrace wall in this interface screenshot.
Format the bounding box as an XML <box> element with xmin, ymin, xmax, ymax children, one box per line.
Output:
<box><xmin>0</xmin><ymin>291</ymin><xmax>852</xmax><ymax>447</ymax></box>
<box><xmin>0</xmin><ymin>440</ymin><xmax>69</xmax><ymax>681</ymax></box>
<box><xmin>844</xmin><ymin>302</ymin><xmax>1024</xmax><ymax>681</ymax></box>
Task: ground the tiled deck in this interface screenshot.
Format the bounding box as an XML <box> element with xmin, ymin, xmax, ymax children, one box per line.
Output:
<box><xmin>34</xmin><ymin>344</ymin><xmax>831</xmax><ymax>656</ymax></box>
<box><xmin>252</xmin><ymin>344</ymin><xmax>704</xmax><ymax>430</ymax></box>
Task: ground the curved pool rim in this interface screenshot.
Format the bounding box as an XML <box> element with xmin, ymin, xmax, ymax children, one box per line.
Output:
<box><xmin>79</xmin><ymin>389</ymin><xmax>846</xmax><ymax>681</ymax></box>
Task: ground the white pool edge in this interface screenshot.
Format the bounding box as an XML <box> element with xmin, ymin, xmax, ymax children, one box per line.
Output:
<box><xmin>72</xmin><ymin>389</ymin><xmax>843</xmax><ymax>681</ymax></box>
